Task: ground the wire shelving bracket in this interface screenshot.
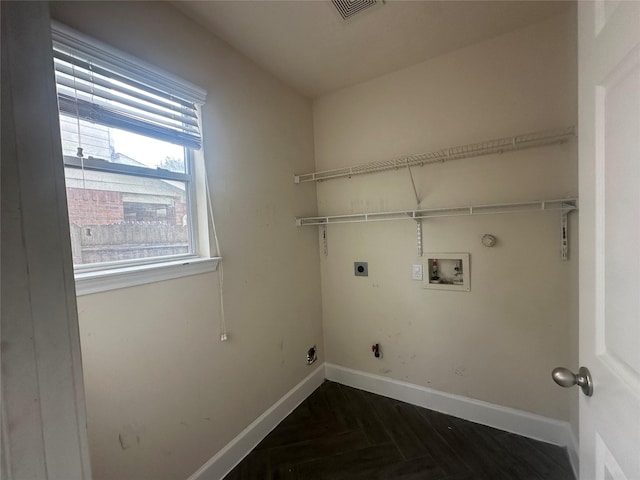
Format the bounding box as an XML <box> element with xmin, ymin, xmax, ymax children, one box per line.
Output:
<box><xmin>294</xmin><ymin>126</ymin><xmax>576</xmax><ymax>184</ymax></box>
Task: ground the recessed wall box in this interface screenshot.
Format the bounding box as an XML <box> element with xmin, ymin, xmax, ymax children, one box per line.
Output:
<box><xmin>354</xmin><ymin>262</ymin><xmax>368</xmax><ymax>276</ymax></box>
<box><xmin>424</xmin><ymin>253</ymin><xmax>470</xmax><ymax>291</ymax></box>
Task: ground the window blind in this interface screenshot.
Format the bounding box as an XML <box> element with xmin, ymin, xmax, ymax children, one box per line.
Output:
<box><xmin>52</xmin><ymin>24</ymin><xmax>206</xmax><ymax>150</ymax></box>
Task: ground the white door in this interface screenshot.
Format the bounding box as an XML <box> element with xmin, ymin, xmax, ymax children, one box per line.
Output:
<box><xmin>578</xmin><ymin>1</ymin><xmax>640</xmax><ymax>479</ymax></box>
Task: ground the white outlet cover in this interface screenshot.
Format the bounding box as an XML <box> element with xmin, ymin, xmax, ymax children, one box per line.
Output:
<box><xmin>412</xmin><ymin>264</ymin><xmax>423</xmax><ymax>280</ymax></box>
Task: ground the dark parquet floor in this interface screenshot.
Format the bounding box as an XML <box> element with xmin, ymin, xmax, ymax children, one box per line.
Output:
<box><xmin>224</xmin><ymin>381</ymin><xmax>575</xmax><ymax>480</ymax></box>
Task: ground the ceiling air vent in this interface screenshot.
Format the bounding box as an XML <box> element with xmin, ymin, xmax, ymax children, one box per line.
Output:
<box><xmin>331</xmin><ymin>0</ymin><xmax>378</xmax><ymax>21</ymax></box>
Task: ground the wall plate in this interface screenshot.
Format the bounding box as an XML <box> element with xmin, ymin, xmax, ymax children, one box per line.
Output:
<box><xmin>354</xmin><ymin>261</ymin><xmax>368</xmax><ymax>276</ymax></box>
<box><xmin>412</xmin><ymin>264</ymin><xmax>423</xmax><ymax>280</ymax></box>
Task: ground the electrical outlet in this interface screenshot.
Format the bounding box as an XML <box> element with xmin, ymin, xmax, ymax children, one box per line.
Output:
<box><xmin>412</xmin><ymin>264</ymin><xmax>423</xmax><ymax>280</ymax></box>
<box><xmin>354</xmin><ymin>262</ymin><xmax>368</xmax><ymax>277</ymax></box>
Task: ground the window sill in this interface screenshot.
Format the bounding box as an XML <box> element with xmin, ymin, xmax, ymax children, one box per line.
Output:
<box><xmin>74</xmin><ymin>257</ymin><xmax>221</xmax><ymax>296</ymax></box>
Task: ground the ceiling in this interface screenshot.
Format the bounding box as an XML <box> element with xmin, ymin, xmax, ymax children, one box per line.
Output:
<box><xmin>174</xmin><ymin>1</ymin><xmax>571</xmax><ymax>99</ymax></box>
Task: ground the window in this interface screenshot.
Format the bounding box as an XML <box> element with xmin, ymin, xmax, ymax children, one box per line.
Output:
<box><xmin>52</xmin><ymin>23</ymin><xmax>217</xmax><ymax>294</ymax></box>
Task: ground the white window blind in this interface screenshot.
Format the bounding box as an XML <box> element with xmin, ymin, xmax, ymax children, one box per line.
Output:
<box><xmin>51</xmin><ymin>22</ymin><xmax>206</xmax><ymax>150</ymax></box>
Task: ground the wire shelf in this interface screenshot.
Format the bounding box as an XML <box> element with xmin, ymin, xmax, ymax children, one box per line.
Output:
<box><xmin>294</xmin><ymin>126</ymin><xmax>576</xmax><ymax>183</ymax></box>
<box><xmin>296</xmin><ymin>198</ymin><xmax>577</xmax><ymax>226</ymax></box>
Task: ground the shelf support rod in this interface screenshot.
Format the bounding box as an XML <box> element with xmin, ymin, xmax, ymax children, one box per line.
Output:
<box><xmin>407</xmin><ymin>165</ymin><xmax>420</xmax><ymax>206</ymax></box>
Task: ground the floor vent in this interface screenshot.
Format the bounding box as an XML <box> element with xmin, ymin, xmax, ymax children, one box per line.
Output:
<box><xmin>331</xmin><ymin>0</ymin><xmax>378</xmax><ymax>21</ymax></box>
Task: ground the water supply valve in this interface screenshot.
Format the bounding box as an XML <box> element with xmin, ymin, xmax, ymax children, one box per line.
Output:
<box><xmin>307</xmin><ymin>345</ymin><xmax>317</xmax><ymax>365</ymax></box>
<box><xmin>372</xmin><ymin>343</ymin><xmax>381</xmax><ymax>358</ymax></box>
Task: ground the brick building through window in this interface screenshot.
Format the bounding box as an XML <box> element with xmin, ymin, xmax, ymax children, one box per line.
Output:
<box><xmin>61</xmin><ymin>119</ymin><xmax>191</xmax><ymax>265</ymax></box>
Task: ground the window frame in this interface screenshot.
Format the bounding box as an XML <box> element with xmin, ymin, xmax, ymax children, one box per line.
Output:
<box><xmin>52</xmin><ymin>22</ymin><xmax>219</xmax><ymax>295</ymax></box>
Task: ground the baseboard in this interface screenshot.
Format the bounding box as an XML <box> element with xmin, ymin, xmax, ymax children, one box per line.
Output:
<box><xmin>326</xmin><ymin>363</ymin><xmax>578</xmax><ymax>465</ymax></box>
<box><xmin>187</xmin><ymin>364</ymin><xmax>325</xmax><ymax>480</ymax></box>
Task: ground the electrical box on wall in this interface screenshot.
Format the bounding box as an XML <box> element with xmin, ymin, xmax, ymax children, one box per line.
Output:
<box><xmin>354</xmin><ymin>261</ymin><xmax>368</xmax><ymax>276</ymax></box>
<box><xmin>424</xmin><ymin>253</ymin><xmax>470</xmax><ymax>292</ymax></box>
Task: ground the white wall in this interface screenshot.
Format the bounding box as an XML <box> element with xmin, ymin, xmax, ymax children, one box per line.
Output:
<box><xmin>313</xmin><ymin>10</ymin><xmax>578</xmax><ymax>425</ymax></box>
<box><xmin>49</xmin><ymin>2</ymin><xmax>323</xmax><ymax>479</ymax></box>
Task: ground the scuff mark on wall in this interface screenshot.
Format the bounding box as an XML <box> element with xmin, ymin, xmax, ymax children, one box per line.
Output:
<box><xmin>118</xmin><ymin>434</ymin><xmax>129</xmax><ymax>451</ymax></box>
<box><xmin>454</xmin><ymin>367</ymin><xmax>467</xmax><ymax>377</ymax></box>
<box><xmin>118</xmin><ymin>424</ymin><xmax>145</xmax><ymax>450</ymax></box>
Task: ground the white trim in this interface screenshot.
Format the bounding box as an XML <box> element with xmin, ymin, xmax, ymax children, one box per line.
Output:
<box><xmin>325</xmin><ymin>364</ymin><xmax>578</xmax><ymax>462</ymax></box>
<box><xmin>188</xmin><ymin>364</ymin><xmax>325</xmax><ymax>480</ymax></box>
<box><xmin>3</xmin><ymin>3</ymin><xmax>92</xmax><ymax>476</ymax></box>
<box><xmin>1</xmin><ymin>395</ymin><xmax>13</xmax><ymax>480</ymax></box>
<box><xmin>186</xmin><ymin>363</ymin><xmax>578</xmax><ymax>480</ymax></box>
<box><xmin>567</xmin><ymin>428</ymin><xmax>579</xmax><ymax>479</ymax></box>
<box><xmin>75</xmin><ymin>256</ymin><xmax>220</xmax><ymax>296</ymax></box>
<box><xmin>50</xmin><ymin>21</ymin><xmax>207</xmax><ymax>104</ymax></box>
